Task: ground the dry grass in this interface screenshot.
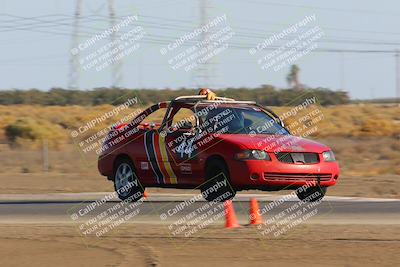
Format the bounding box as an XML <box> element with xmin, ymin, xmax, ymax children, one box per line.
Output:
<box><xmin>273</xmin><ymin>103</ymin><xmax>400</xmax><ymax>137</ymax></box>
<box><xmin>1</xmin><ymin>103</ymin><xmax>399</xmax><ymax>147</ymax></box>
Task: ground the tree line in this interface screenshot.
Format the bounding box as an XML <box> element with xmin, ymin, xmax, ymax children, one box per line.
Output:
<box><xmin>0</xmin><ymin>86</ymin><xmax>349</xmax><ymax>106</ymax></box>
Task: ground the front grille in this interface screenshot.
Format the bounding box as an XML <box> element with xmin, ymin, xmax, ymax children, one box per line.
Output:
<box><xmin>264</xmin><ymin>173</ymin><xmax>332</xmax><ymax>181</ymax></box>
<box><xmin>275</xmin><ymin>152</ymin><xmax>319</xmax><ymax>164</ymax></box>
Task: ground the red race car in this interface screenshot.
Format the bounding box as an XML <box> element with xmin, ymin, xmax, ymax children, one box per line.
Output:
<box><xmin>98</xmin><ymin>95</ymin><xmax>339</xmax><ymax>202</ymax></box>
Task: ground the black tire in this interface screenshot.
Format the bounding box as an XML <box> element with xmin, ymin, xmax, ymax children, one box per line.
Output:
<box><xmin>201</xmin><ymin>159</ymin><xmax>236</xmax><ymax>202</ymax></box>
<box><xmin>296</xmin><ymin>186</ymin><xmax>327</xmax><ymax>202</ymax></box>
<box><xmin>113</xmin><ymin>158</ymin><xmax>144</xmax><ymax>202</ymax></box>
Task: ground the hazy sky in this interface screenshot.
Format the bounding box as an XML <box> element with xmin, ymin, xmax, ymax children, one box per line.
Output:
<box><xmin>1</xmin><ymin>0</ymin><xmax>400</xmax><ymax>99</ymax></box>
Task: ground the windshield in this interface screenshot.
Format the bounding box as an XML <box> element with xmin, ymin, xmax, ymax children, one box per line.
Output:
<box><xmin>198</xmin><ymin>106</ymin><xmax>289</xmax><ymax>135</ymax></box>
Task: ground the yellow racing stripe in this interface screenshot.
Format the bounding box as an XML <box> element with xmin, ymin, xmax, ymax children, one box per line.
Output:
<box><xmin>158</xmin><ymin>135</ymin><xmax>178</xmax><ymax>184</ymax></box>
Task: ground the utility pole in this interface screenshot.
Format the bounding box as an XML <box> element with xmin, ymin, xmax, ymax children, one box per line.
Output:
<box><xmin>396</xmin><ymin>50</ymin><xmax>400</xmax><ymax>105</ymax></box>
<box><xmin>340</xmin><ymin>52</ymin><xmax>345</xmax><ymax>91</ymax></box>
<box><xmin>42</xmin><ymin>139</ymin><xmax>49</xmax><ymax>172</ymax></box>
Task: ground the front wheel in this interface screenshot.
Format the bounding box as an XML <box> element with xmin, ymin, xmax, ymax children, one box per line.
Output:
<box><xmin>113</xmin><ymin>158</ymin><xmax>144</xmax><ymax>201</ymax></box>
<box><xmin>296</xmin><ymin>186</ymin><xmax>327</xmax><ymax>202</ymax></box>
<box><xmin>201</xmin><ymin>159</ymin><xmax>236</xmax><ymax>202</ymax></box>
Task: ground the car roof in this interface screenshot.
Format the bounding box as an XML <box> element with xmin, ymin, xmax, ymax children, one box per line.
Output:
<box><xmin>171</xmin><ymin>95</ymin><xmax>256</xmax><ymax>106</ymax></box>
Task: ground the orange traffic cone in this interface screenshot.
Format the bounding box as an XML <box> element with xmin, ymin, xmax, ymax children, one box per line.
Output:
<box><xmin>143</xmin><ymin>190</ymin><xmax>148</xmax><ymax>199</ymax></box>
<box><xmin>248</xmin><ymin>198</ymin><xmax>262</xmax><ymax>225</ymax></box>
<box><xmin>224</xmin><ymin>200</ymin><xmax>239</xmax><ymax>229</ymax></box>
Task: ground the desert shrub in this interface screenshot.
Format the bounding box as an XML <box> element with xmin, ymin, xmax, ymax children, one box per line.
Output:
<box><xmin>21</xmin><ymin>167</ymin><xmax>30</xmax><ymax>173</ymax></box>
<box><xmin>5</xmin><ymin>119</ymin><xmax>37</xmax><ymax>142</ymax></box>
<box><xmin>5</xmin><ymin>118</ymin><xmax>66</xmax><ymax>148</ymax></box>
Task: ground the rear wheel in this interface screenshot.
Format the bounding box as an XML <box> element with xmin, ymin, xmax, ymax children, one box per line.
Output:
<box><xmin>113</xmin><ymin>158</ymin><xmax>144</xmax><ymax>201</ymax></box>
<box><xmin>296</xmin><ymin>186</ymin><xmax>327</xmax><ymax>202</ymax></box>
<box><xmin>201</xmin><ymin>159</ymin><xmax>236</xmax><ymax>202</ymax></box>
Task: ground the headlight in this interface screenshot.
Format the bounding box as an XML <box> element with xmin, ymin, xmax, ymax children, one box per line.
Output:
<box><xmin>235</xmin><ymin>150</ymin><xmax>270</xmax><ymax>160</ymax></box>
<box><xmin>322</xmin><ymin>150</ymin><xmax>336</xmax><ymax>162</ymax></box>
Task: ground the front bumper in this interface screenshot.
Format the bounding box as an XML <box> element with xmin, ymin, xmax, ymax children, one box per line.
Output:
<box><xmin>227</xmin><ymin>154</ymin><xmax>339</xmax><ymax>190</ymax></box>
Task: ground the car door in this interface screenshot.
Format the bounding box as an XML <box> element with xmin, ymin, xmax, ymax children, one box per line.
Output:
<box><xmin>163</xmin><ymin>106</ymin><xmax>203</xmax><ymax>186</ymax></box>
<box><xmin>131</xmin><ymin>103</ymin><xmax>170</xmax><ymax>185</ymax></box>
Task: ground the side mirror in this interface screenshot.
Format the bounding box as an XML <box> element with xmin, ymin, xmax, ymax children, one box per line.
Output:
<box><xmin>183</xmin><ymin>125</ymin><xmax>201</xmax><ymax>137</ymax></box>
<box><xmin>183</xmin><ymin>131</ymin><xmax>196</xmax><ymax>137</ymax></box>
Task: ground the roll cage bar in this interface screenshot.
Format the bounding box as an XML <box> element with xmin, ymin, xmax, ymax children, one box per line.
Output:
<box><xmin>158</xmin><ymin>95</ymin><xmax>288</xmax><ymax>134</ymax></box>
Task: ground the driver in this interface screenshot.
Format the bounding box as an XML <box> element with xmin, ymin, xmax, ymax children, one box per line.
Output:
<box><xmin>198</xmin><ymin>88</ymin><xmax>244</xmax><ymax>133</ymax></box>
<box><xmin>226</xmin><ymin>110</ymin><xmax>245</xmax><ymax>133</ymax></box>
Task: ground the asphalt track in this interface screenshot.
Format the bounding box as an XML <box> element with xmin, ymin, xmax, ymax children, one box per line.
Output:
<box><xmin>0</xmin><ymin>193</ymin><xmax>399</xmax><ymax>225</ymax></box>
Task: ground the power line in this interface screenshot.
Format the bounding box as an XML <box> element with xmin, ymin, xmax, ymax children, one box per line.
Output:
<box><xmin>228</xmin><ymin>0</ymin><xmax>400</xmax><ymax>17</ymax></box>
<box><xmin>3</xmin><ymin>13</ymin><xmax>400</xmax><ymax>49</ymax></box>
<box><xmin>0</xmin><ymin>14</ymin><xmax>400</xmax><ymax>46</ymax></box>
<box><xmin>3</xmin><ymin>12</ymin><xmax>400</xmax><ymax>39</ymax></box>
<box><xmin>4</xmin><ymin>15</ymin><xmax>400</xmax><ymax>53</ymax></box>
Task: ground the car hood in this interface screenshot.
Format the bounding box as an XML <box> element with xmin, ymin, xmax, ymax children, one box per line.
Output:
<box><xmin>214</xmin><ymin>134</ymin><xmax>330</xmax><ymax>153</ymax></box>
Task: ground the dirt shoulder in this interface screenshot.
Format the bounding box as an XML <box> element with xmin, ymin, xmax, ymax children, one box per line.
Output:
<box><xmin>0</xmin><ymin>224</ymin><xmax>399</xmax><ymax>267</ymax></box>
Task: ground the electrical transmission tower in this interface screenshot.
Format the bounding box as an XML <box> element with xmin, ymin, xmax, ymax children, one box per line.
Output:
<box><xmin>68</xmin><ymin>0</ymin><xmax>123</xmax><ymax>89</ymax></box>
<box><xmin>194</xmin><ymin>0</ymin><xmax>217</xmax><ymax>89</ymax></box>
<box><xmin>108</xmin><ymin>0</ymin><xmax>123</xmax><ymax>88</ymax></box>
<box><xmin>68</xmin><ymin>0</ymin><xmax>82</xmax><ymax>89</ymax></box>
